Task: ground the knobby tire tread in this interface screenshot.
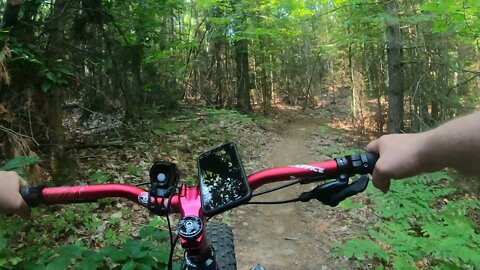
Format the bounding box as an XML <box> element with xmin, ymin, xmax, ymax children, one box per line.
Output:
<box><xmin>206</xmin><ymin>223</ymin><xmax>237</xmax><ymax>270</ymax></box>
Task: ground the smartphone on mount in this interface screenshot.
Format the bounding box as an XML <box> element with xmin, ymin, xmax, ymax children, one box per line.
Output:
<box><xmin>198</xmin><ymin>142</ymin><xmax>252</xmax><ymax>217</ymax></box>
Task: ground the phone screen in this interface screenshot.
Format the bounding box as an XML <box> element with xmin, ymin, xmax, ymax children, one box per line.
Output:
<box><xmin>198</xmin><ymin>143</ymin><xmax>251</xmax><ymax>216</ymax></box>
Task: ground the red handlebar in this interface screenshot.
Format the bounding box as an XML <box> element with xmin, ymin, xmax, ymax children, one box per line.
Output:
<box><xmin>248</xmin><ymin>160</ymin><xmax>338</xmax><ymax>190</ymax></box>
<box><xmin>21</xmin><ymin>152</ymin><xmax>378</xmax><ymax>214</ymax></box>
<box><xmin>21</xmin><ymin>159</ymin><xmax>338</xmax><ymax>214</ymax></box>
<box><xmin>41</xmin><ymin>184</ymin><xmax>144</xmax><ymax>203</ymax></box>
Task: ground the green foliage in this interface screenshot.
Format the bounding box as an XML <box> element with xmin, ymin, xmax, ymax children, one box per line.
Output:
<box><xmin>202</xmin><ymin>108</ymin><xmax>253</xmax><ymax>124</ymax></box>
<box><xmin>152</xmin><ymin>120</ymin><xmax>181</xmax><ymax>136</ymax></box>
<box><xmin>0</xmin><ymin>156</ymin><xmax>39</xmax><ymax>171</ymax></box>
<box><xmin>421</xmin><ymin>0</ymin><xmax>480</xmax><ymax>42</ymax></box>
<box><xmin>89</xmin><ymin>171</ymin><xmax>111</xmax><ymax>183</ymax></box>
<box><xmin>318</xmin><ymin>146</ymin><xmax>344</xmax><ymax>157</ymax></box>
<box><xmin>339</xmin><ymin>148</ymin><xmax>365</xmax><ymax>157</ymax></box>
<box><xmin>0</xmin><ymin>204</ymin><xmax>178</xmax><ymax>270</ymax></box>
<box><xmin>127</xmin><ymin>165</ymin><xmax>143</xmax><ymax>177</ymax></box>
<box><xmin>0</xmin><ymin>156</ymin><xmax>39</xmax><ymax>177</ymax></box>
<box><xmin>183</xmin><ymin>107</ymin><xmax>253</xmax><ymax>147</ymax></box>
<box><xmin>335</xmin><ymin>172</ymin><xmax>480</xmax><ymax>268</ymax></box>
<box><xmin>28</xmin><ymin>222</ymin><xmax>179</xmax><ymax>270</ymax></box>
<box><xmin>318</xmin><ymin>124</ymin><xmax>340</xmax><ymax>135</ymax></box>
<box><xmin>0</xmin><ymin>218</ymin><xmax>24</xmax><ymax>269</ymax></box>
<box><xmin>38</xmin><ymin>59</ymin><xmax>72</xmax><ymax>93</ymax></box>
<box><xmin>339</xmin><ymin>198</ymin><xmax>363</xmax><ymax>210</ymax></box>
<box><xmin>336</xmin><ymin>238</ymin><xmax>389</xmax><ymax>262</ymax></box>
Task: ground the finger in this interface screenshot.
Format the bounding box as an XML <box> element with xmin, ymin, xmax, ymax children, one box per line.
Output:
<box><xmin>366</xmin><ymin>139</ymin><xmax>379</xmax><ymax>153</ymax></box>
<box><xmin>20</xmin><ymin>179</ymin><xmax>28</xmax><ymax>186</ymax></box>
<box><xmin>372</xmin><ymin>169</ymin><xmax>390</xmax><ymax>193</ymax></box>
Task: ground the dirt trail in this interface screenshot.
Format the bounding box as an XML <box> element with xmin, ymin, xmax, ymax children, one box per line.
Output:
<box><xmin>232</xmin><ymin>118</ymin><xmax>347</xmax><ymax>270</ymax></box>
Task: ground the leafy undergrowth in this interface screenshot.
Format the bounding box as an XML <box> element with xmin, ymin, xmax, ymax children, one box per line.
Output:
<box><xmin>334</xmin><ymin>172</ymin><xmax>480</xmax><ymax>269</ymax></box>
<box><xmin>1</xmin><ymin>216</ymin><xmax>181</xmax><ymax>270</ymax></box>
<box><xmin>0</xmin><ymin>105</ymin><xmax>281</xmax><ymax>269</ymax></box>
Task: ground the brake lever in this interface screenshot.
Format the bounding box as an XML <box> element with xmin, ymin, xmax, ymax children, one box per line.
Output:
<box><xmin>299</xmin><ymin>174</ymin><xmax>369</xmax><ymax>207</ymax></box>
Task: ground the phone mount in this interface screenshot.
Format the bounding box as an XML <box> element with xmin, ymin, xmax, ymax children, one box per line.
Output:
<box><xmin>149</xmin><ymin>161</ymin><xmax>179</xmax><ymax>198</ymax></box>
<box><xmin>299</xmin><ymin>174</ymin><xmax>369</xmax><ymax>207</ymax></box>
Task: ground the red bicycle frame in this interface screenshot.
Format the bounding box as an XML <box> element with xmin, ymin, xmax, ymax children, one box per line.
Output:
<box><xmin>23</xmin><ymin>152</ymin><xmax>377</xmax><ymax>269</ymax></box>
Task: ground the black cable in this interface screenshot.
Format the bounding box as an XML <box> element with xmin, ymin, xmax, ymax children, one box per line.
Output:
<box><xmin>251</xmin><ymin>179</ymin><xmax>301</xmax><ymax>197</ymax></box>
<box><xmin>166</xmin><ymin>190</ymin><xmax>176</xmax><ymax>270</ymax></box>
<box><xmin>147</xmin><ymin>185</ymin><xmax>177</xmax><ymax>270</ymax></box>
<box><xmin>135</xmin><ymin>182</ymin><xmax>150</xmax><ymax>187</ymax></box>
<box><xmin>247</xmin><ymin>198</ymin><xmax>300</xmax><ymax>204</ymax></box>
<box><xmin>162</xmin><ymin>187</ymin><xmax>175</xmax><ymax>245</ymax></box>
<box><xmin>168</xmin><ymin>233</ymin><xmax>180</xmax><ymax>270</ymax></box>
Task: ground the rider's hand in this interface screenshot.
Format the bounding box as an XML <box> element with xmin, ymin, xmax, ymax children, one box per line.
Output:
<box><xmin>366</xmin><ymin>133</ymin><xmax>432</xmax><ymax>193</ymax></box>
<box><xmin>0</xmin><ymin>171</ymin><xmax>30</xmax><ymax>218</ymax></box>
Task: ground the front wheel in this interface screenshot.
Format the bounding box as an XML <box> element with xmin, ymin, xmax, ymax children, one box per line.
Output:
<box><xmin>206</xmin><ymin>223</ymin><xmax>237</xmax><ymax>270</ymax></box>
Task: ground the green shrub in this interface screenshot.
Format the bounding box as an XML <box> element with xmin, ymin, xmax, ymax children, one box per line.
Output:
<box><xmin>334</xmin><ymin>172</ymin><xmax>480</xmax><ymax>269</ymax></box>
<box><xmin>0</xmin><ymin>156</ymin><xmax>39</xmax><ymax>177</ymax></box>
<box><xmin>0</xmin><ymin>203</ymin><xmax>178</xmax><ymax>269</ymax></box>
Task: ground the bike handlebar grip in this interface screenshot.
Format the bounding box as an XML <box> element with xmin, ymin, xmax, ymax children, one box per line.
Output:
<box><xmin>342</xmin><ymin>152</ymin><xmax>378</xmax><ymax>175</ymax></box>
<box><xmin>360</xmin><ymin>152</ymin><xmax>378</xmax><ymax>174</ymax></box>
<box><xmin>20</xmin><ymin>186</ymin><xmax>45</xmax><ymax>207</ymax></box>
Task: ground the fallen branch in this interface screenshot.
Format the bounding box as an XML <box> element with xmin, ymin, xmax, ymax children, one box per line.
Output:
<box><xmin>0</xmin><ymin>125</ymin><xmax>39</xmax><ymax>146</ymax></box>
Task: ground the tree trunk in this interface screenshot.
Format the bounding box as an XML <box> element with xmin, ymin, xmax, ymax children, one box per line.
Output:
<box><xmin>1</xmin><ymin>0</ymin><xmax>21</xmax><ymax>29</ymax></box>
<box><xmin>385</xmin><ymin>0</ymin><xmax>404</xmax><ymax>133</ymax></box>
<box><xmin>232</xmin><ymin>0</ymin><xmax>251</xmax><ymax>113</ymax></box>
<box><xmin>235</xmin><ymin>37</ymin><xmax>251</xmax><ymax>113</ymax></box>
<box><xmin>211</xmin><ymin>5</ymin><xmax>226</xmax><ymax>107</ymax></box>
<box><xmin>42</xmin><ymin>0</ymin><xmax>75</xmax><ymax>183</ymax></box>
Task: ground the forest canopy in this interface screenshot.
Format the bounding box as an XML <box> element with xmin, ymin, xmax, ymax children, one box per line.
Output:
<box><xmin>0</xmin><ymin>0</ymin><xmax>479</xmax><ymax>181</ymax></box>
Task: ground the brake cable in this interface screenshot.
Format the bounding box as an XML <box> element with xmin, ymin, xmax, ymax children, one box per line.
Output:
<box><xmin>135</xmin><ymin>182</ymin><xmax>150</xmax><ymax>187</ymax></box>
<box><xmin>251</xmin><ymin>179</ymin><xmax>301</xmax><ymax>197</ymax></box>
<box><xmin>247</xmin><ymin>175</ymin><xmax>370</xmax><ymax>206</ymax></box>
<box><xmin>165</xmin><ymin>188</ymin><xmax>177</xmax><ymax>270</ymax></box>
<box><xmin>146</xmin><ymin>184</ymin><xmax>177</xmax><ymax>270</ymax></box>
<box><xmin>247</xmin><ymin>198</ymin><xmax>301</xmax><ymax>205</ymax></box>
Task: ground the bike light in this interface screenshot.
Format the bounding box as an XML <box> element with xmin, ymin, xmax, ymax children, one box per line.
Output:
<box><xmin>149</xmin><ymin>161</ymin><xmax>179</xmax><ymax>197</ymax></box>
<box><xmin>157</xmin><ymin>173</ymin><xmax>167</xmax><ymax>183</ymax></box>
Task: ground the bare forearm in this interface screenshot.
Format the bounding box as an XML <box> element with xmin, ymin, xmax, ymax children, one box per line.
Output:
<box><xmin>421</xmin><ymin>112</ymin><xmax>480</xmax><ymax>175</ymax></box>
<box><xmin>367</xmin><ymin>111</ymin><xmax>480</xmax><ymax>193</ymax></box>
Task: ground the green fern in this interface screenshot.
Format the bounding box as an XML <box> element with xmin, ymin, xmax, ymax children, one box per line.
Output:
<box><xmin>336</xmin><ymin>172</ymin><xmax>480</xmax><ymax>268</ymax></box>
<box><xmin>334</xmin><ymin>238</ymin><xmax>389</xmax><ymax>262</ymax></box>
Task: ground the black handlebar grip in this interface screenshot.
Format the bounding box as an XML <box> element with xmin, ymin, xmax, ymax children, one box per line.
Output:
<box><xmin>19</xmin><ymin>186</ymin><xmax>45</xmax><ymax>207</ymax></box>
<box><xmin>360</xmin><ymin>152</ymin><xmax>379</xmax><ymax>174</ymax></box>
<box><xmin>341</xmin><ymin>152</ymin><xmax>378</xmax><ymax>175</ymax></box>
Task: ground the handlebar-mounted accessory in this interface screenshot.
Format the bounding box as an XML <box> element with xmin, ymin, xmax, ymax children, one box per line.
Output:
<box><xmin>299</xmin><ymin>174</ymin><xmax>369</xmax><ymax>206</ymax></box>
<box><xmin>298</xmin><ymin>153</ymin><xmax>377</xmax><ymax>206</ymax></box>
<box><xmin>147</xmin><ymin>160</ymin><xmax>179</xmax><ymax>214</ymax></box>
<box><xmin>149</xmin><ymin>160</ymin><xmax>179</xmax><ymax>197</ymax></box>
